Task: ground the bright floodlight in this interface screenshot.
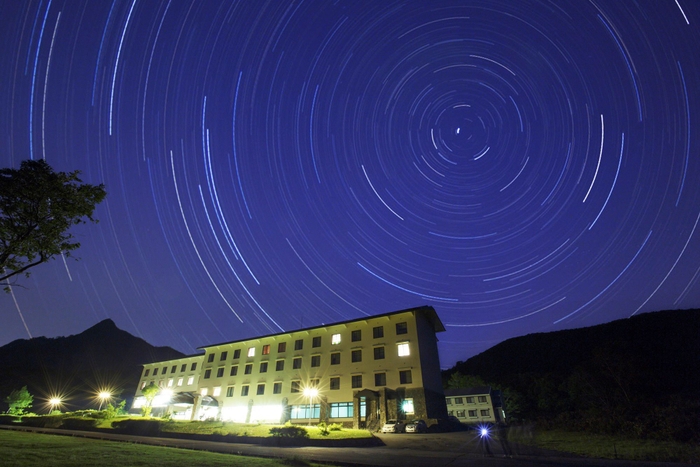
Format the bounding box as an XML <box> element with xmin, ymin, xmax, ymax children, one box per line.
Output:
<box><xmin>98</xmin><ymin>391</ymin><xmax>111</xmax><ymax>400</ymax></box>
<box><xmin>49</xmin><ymin>397</ymin><xmax>62</xmax><ymax>407</ymax></box>
<box><xmin>480</xmin><ymin>427</ymin><xmax>489</xmax><ymax>437</ymax></box>
<box><xmin>303</xmin><ymin>387</ymin><xmax>319</xmax><ymax>398</ymax></box>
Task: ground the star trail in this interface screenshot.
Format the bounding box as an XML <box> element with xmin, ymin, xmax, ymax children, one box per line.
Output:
<box><xmin>1</xmin><ymin>0</ymin><xmax>699</xmax><ymax>367</ymax></box>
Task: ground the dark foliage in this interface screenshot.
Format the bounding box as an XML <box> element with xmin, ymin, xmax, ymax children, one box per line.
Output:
<box><xmin>111</xmin><ymin>418</ymin><xmax>163</xmax><ymax>436</ymax></box>
<box><xmin>269</xmin><ymin>425</ymin><xmax>309</xmax><ymax>438</ymax></box>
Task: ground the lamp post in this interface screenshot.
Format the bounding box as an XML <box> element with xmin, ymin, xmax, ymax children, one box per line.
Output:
<box><xmin>98</xmin><ymin>391</ymin><xmax>111</xmax><ymax>411</ymax></box>
<box><xmin>49</xmin><ymin>397</ymin><xmax>62</xmax><ymax>413</ymax></box>
<box><xmin>302</xmin><ymin>387</ymin><xmax>319</xmax><ymax>426</ymax></box>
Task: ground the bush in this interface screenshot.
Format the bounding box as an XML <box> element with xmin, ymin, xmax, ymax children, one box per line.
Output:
<box><xmin>61</xmin><ymin>417</ymin><xmax>99</xmax><ymax>430</ymax></box>
<box><xmin>269</xmin><ymin>425</ymin><xmax>309</xmax><ymax>438</ymax></box>
<box><xmin>317</xmin><ymin>421</ymin><xmax>329</xmax><ymax>436</ymax></box>
<box><xmin>328</xmin><ymin>423</ymin><xmax>343</xmax><ymax>431</ymax></box>
<box><xmin>111</xmin><ymin>419</ymin><xmax>162</xmax><ymax>436</ymax></box>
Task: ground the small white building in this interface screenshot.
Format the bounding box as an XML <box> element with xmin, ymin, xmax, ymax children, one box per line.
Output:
<box><xmin>444</xmin><ymin>386</ymin><xmax>505</xmax><ymax>424</ymax></box>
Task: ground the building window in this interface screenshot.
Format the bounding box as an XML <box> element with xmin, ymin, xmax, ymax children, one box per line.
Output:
<box><xmin>276</xmin><ymin>360</ymin><xmax>284</xmax><ymax>371</ymax></box>
<box><xmin>153</xmin><ymin>368</ymin><xmax>158</xmax><ymax>376</ymax></box>
<box><xmin>374</xmin><ymin>347</ymin><xmax>385</xmax><ymax>360</ymax></box>
<box><xmin>262</xmin><ymin>344</ymin><xmax>270</xmax><ymax>355</ymax></box>
<box><xmin>402</xmin><ymin>398</ymin><xmax>414</xmax><ymax>414</ymax></box>
<box><xmin>141</xmin><ymin>381</ymin><xmax>147</xmax><ymax>389</ymax></box>
<box><xmin>478</xmin><ymin>396</ymin><xmax>487</xmax><ymax>403</ymax></box>
<box><xmin>351</xmin><ymin>349</ymin><xmax>362</xmax><ymax>362</ymax></box>
<box><xmin>331</xmin><ymin>353</ymin><xmax>340</xmax><ymax>365</ymax></box>
<box><xmin>396</xmin><ymin>322</ymin><xmax>408</xmax><ymax>335</ymax></box>
<box><xmin>351</xmin><ymin>375</ymin><xmax>362</xmax><ymax>388</ymax></box>
<box><xmin>310</xmin><ymin>378</ymin><xmax>320</xmax><ymax>388</ymax></box>
<box><xmin>260</xmin><ymin>362</ymin><xmax>268</xmax><ymax>373</ymax></box>
<box><xmin>399</xmin><ymin>370</ymin><xmax>412</xmax><ymax>384</ymax></box>
<box><xmin>220</xmin><ymin>351</ymin><xmax>228</xmax><ymax>361</ymax></box>
<box><xmin>171</xmin><ymin>365</ymin><xmax>177</xmax><ymax>373</ymax></box>
<box><xmin>257</xmin><ymin>384</ymin><xmax>265</xmax><ymax>395</ymax></box>
<box><xmin>244</xmin><ymin>364</ymin><xmax>252</xmax><ymax>375</ymax></box>
<box><xmin>481</xmin><ymin>409</ymin><xmax>490</xmax><ymax>417</ymax></box>
<box><xmin>446</xmin><ymin>398</ymin><xmax>452</xmax><ymax>405</ymax></box>
<box><xmin>213</xmin><ymin>387</ymin><xmax>221</xmax><ymax>397</ymax></box>
<box><xmin>312</xmin><ymin>336</ymin><xmax>321</xmax><ymax>348</ymax></box>
<box><xmin>374</xmin><ymin>373</ymin><xmax>386</xmax><ymax>387</ymax></box>
<box><xmin>454</xmin><ymin>397</ymin><xmax>463</xmax><ymax>405</ymax></box>
<box><xmin>247</xmin><ymin>347</ymin><xmax>255</xmax><ymax>358</ymax></box>
<box><xmin>191</xmin><ymin>362</ymin><xmax>197</xmax><ymax>371</ymax></box>
<box><xmin>273</xmin><ymin>382</ymin><xmax>282</xmax><ymax>394</ymax></box>
<box><xmin>397</xmin><ymin>342</ymin><xmax>410</xmax><ymax>357</ymax></box>
<box><xmin>230</xmin><ymin>366</ymin><xmax>238</xmax><ymax>376</ymax></box>
<box><xmin>278</xmin><ymin>342</ymin><xmax>286</xmax><ymax>353</ymax></box>
<box><xmin>331</xmin><ymin>333</ymin><xmax>341</xmax><ymax>345</ymax></box>
<box><xmin>330</xmin><ymin>377</ymin><xmax>340</xmax><ymax>390</ymax></box>
<box><xmin>311</xmin><ymin>355</ymin><xmax>321</xmax><ymax>367</ymax></box>
<box><xmin>208</xmin><ymin>354</ymin><xmax>215</xmax><ymax>363</ymax></box>
<box><xmin>294</xmin><ymin>339</ymin><xmax>303</xmax><ymax>350</ymax></box>
<box><xmin>447</xmin><ymin>410</ymin><xmax>454</xmax><ymax>416</ymax></box>
<box><xmin>216</xmin><ymin>367</ymin><xmax>224</xmax><ymax>378</ymax></box>
<box><xmin>187</xmin><ymin>376</ymin><xmax>194</xmax><ymax>385</ymax></box>
<box><xmin>226</xmin><ymin>386</ymin><xmax>234</xmax><ymax>397</ymax></box>
<box><xmin>330</xmin><ymin>402</ymin><xmax>353</xmax><ymax>418</ymax></box>
<box><xmin>293</xmin><ymin>357</ymin><xmax>302</xmax><ymax>369</ymax></box>
<box><xmin>466</xmin><ymin>397</ymin><xmax>474</xmax><ymax>403</ymax></box>
<box><xmin>167</xmin><ymin>379</ymin><xmax>174</xmax><ymax>387</ymax></box>
<box><xmin>241</xmin><ymin>385</ymin><xmax>249</xmax><ymax>396</ymax></box>
<box><xmin>203</xmin><ymin>369</ymin><xmax>211</xmax><ymax>379</ymax></box>
<box><xmin>457</xmin><ymin>410</ymin><xmax>466</xmax><ymax>418</ymax></box>
<box><xmin>233</xmin><ymin>349</ymin><xmax>241</xmax><ymax>359</ymax></box>
<box><xmin>351</xmin><ymin>330</ymin><xmax>361</xmax><ymax>342</ymax></box>
<box><xmin>200</xmin><ymin>388</ymin><xmax>208</xmax><ymax>396</ymax></box>
<box><xmin>468</xmin><ymin>410</ymin><xmax>477</xmax><ymax>417</ymax></box>
<box><xmin>177</xmin><ymin>378</ymin><xmax>183</xmax><ymax>386</ymax></box>
<box><xmin>181</xmin><ymin>364</ymin><xmax>187</xmax><ymax>372</ymax></box>
<box><xmin>290</xmin><ymin>404</ymin><xmax>320</xmax><ymax>419</ymax></box>
<box><xmin>144</xmin><ymin>369</ymin><xmax>150</xmax><ymax>377</ymax></box>
<box><xmin>291</xmin><ymin>381</ymin><xmax>301</xmax><ymax>393</ymax></box>
<box><xmin>373</xmin><ymin>326</ymin><xmax>383</xmax><ymax>338</ymax></box>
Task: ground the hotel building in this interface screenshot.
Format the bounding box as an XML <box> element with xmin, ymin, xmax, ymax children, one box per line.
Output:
<box><xmin>132</xmin><ymin>306</ymin><xmax>447</xmax><ymax>428</ymax></box>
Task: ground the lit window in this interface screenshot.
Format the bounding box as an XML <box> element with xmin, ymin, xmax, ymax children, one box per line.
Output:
<box><xmin>167</xmin><ymin>379</ymin><xmax>174</xmax><ymax>387</ymax></box>
<box><xmin>141</xmin><ymin>381</ymin><xmax>147</xmax><ymax>389</ymax></box>
<box><xmin>262</xmin><ymin>345</ymin><xmax>270</xmax><ymax>355</ymax></box>
<box><xmin>213</xmin><ymin>387</ymin><xmax>221</xmax><ymax>397</ymax></box>
<box><xmin>177</xmin><ymin>378</ymin><xmax>183</xmax><ymax>387</ymax></box>
<box><xmin>201</xmin><ymin>388</ymin><xmax>208</xmax><ymax>396</ymax></box>
<box><xmin>331</xmin><ymin>334</ymin><xmax>341</xmax><ymax>345</ymax></box>
<box><xmin>187</xmin><ymin>376</ymin><xmax>194</xmax><ymax>385</ymax></box>
<box><xmin>397</xmin><ymin>342</ymin><xmax>410</xmax><ymax>356</ymax></box>
<box><xmin>402</xmin><ymin>398</ymin><xmax>414</xmax><ymax>414</ymax></box>
<box><xmin>248</xmin><ymin>347</ymin><xmax>256</xmax><ymax>357</ymax></box>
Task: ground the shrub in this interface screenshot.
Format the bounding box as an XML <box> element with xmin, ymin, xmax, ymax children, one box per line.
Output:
<box><xmin>111</xmin><ymin>419</ymin><xmax>162</xmax><ymax>436</ymax></box>
<box><xmin>317</xmin><ymin>421</ymin><xmax>329</xmax><ymax>436</ymax></box>
<box><xmin>269</xmin><ymin>425</ymin><xmax>309</xmax><ymax>438</ymax></box>
<box><xmin>328</xmin><ymin>423</ymin><xmax>343</xmax><ymax>431</ymax></box>
<box><xmin>61</xmin><ymin>417</ymin><xmax>99</xmax><ymax>430</ymax></box>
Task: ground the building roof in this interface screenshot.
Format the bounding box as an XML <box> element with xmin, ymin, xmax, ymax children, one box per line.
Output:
<box><xmin>444</xmin><ymin>386</ymin><xmax>492</xmax><ymax>397</ymax></box>
<box><xmin>198</xmin><ymin>305</ymin><xmax>444</xmax><ymax>350</ymax></box>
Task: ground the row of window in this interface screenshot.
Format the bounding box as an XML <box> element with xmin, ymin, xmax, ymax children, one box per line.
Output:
<box><xmin>450</xmin><ymin>409</ymin><xmax>491</xmax><ymax>418</ymax></box>
<box><xmin>202</xmin><ymin>323</ymin><xmax>410</xmax><ymax>364</ymax></box>
<box><xmin>196</xmin><ymin>369</ymin><xmax>414</xmax><ymax>398</ymax></box>
<box><xmin>446</xmin><ymin>396</ymin><xmax>488</xmax><ymax>405</ymax></box>
<box><xmin>145</xmin><ymin>362</ymin><xmax>198</xmax><ymax>377</ymax></box>
<box><xmin>201</xmin><ymin>343</ymin><xmax>410</xmax><ymax>379</ymax></box>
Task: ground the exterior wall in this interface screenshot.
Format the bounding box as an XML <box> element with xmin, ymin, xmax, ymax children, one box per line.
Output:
<box><xmin>132</xmin><ymin>306</ymin><xmax>445</xmax><ymax>426</ymax></box>
<box><xmin>414</xmin><ymin>311</ymin><xmax>448</xmax><ymax>421</ymax></box>
<box><xmin>136</xmin><ymin>355</ymin><xmax>204</xmax><ymax>394</ymax></box>
<box><xmin>445</xmin><ymin>391</ymin><xmax>501</xmax><ymax>424</ymax></box>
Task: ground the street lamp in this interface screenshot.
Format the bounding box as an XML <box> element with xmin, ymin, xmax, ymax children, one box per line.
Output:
<box><xmin>98</xmin><ymin>391</ymin><xmax>112</xmax><ymax>411</ymax></box>
<box><xmin>302</xmin><ymin>387</ymin><xmax>319</xmax><ymax>426</ymax></box>
<box><xmin>49</xmin><ymin>397</ymin><xmax>62</xmax><ymax>413</ymax></box>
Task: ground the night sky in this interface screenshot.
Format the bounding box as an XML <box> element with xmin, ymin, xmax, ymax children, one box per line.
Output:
<box><xmin>1</xmin><ymin>0</ymin><xmax>699</xmax><ymax>369</ymax></box>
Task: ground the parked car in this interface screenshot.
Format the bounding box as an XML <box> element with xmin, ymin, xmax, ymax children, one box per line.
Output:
<box><xmin>381</xmin><ymin>419</ymin><xmax>406</xmax><ymax>433</ymax></box>
<box><xmin>405</xmin><ymin>419</ymin><xmax>427</xmax><ymax>433</ymax></box>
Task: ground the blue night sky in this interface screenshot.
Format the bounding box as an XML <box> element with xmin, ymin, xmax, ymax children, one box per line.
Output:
<box><xmin>1</xmin><ymin>0</ymin><xmax>699</xmax><ymax>368</ymax></box>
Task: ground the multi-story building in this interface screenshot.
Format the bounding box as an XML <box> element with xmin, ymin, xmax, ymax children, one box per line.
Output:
<box><xmin>132</xmin><ymin>306</ymin><xmax>447</xmax><ymax>428</ymax></box>
<box><xmin>444</xmin><ymin>386</ymin><xmax>505</xmax><ymax>424</ymax></box>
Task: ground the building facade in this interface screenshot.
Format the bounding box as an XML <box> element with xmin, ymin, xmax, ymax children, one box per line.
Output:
<box><xmin>444</xmin><ymin>386</ymin><xmax>505</xmax><ymax>425</ymax></box>
<box><xmin>133</xmin><ymin>306</ymin><xmax>447</xmax><ymax>428</ymax></box>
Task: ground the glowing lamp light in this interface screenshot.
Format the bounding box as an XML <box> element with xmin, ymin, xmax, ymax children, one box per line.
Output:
<box><xmin>48</xmin><ymin>397</ymin><xmax>62</xmax><ymax>412</ymax></box>
<box><xmin>302</xmin><ymin>387</ymin><xmax>319</xmax><ymax>398</ymax></box>
<box><xmin>479</xmin><ymin>425</ymin><xmax>490</xmax><ymax>438</ymax></box>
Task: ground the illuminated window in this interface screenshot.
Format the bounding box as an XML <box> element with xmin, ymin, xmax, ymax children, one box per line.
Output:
<box><xmin>291</xmin><ymin>381</ymin><xmax>301</xmax><ymax>393</ymax></box>
<box><xmin>312</xmin><ymin>336</ymin><xmax>321</xmax><ymax>348</ymax></box>
<box><xmin>352</xmin><ymin>349</ymin><xmax>362</xmax><ymax>362</ymax></box>
<box><xmin>331</xmin><ymin>334</ymin><xmax>341</xmax><ymax>345</ymax></box>
<box><xmin>373</xmin><ymin>326</ymin><xmax>383</xmax><ymax>338</ymax></box>
<box><xmin>244</xmin><ymin>364</ymin><xmax>252</xmax><ymax>375</ymax></box>
<box><xmin>351</xmin><ymin>330</ymin><xmax>361</xmax><ymax>342</ymax></box>
<box><xmin>141</xmin><ymin>381</ymin><xmax>147</xmax><ymax>389</ymax></box>
<box><xmin>226</xmin><ymin>386</ymin><xmax>234</xmax><ymax>397</ymax></box>
<box><xmin>241</xmin><ymin>385</ymin><xmax>249</xmax><ymax>396</ymax></box>
<box><xmin>330</xmin><ymin>402</ymin><xmax>353</xmax><ymax>418</ymax></box>
<box><xmin>273</xmin><ymin>382</ymin><xmax>282</xmax><ymax>394</ymax></box>
<box><xmin>396</xmin><ymin>322</ymin><xmax>408</xmax><ymax>335</ymax></box>
<box><xmin>213</xmin><ymin>387</ymin><xmax>221</xmax><ymax>397</ymax></box>
<box><xmin>330</xmin><ymin>377</ymin><xmax>340</xmax><ymax>390</ymax></box>
<box><xmin>374</xmin><ymin>373</ymin><xmax>386</xmax><ymax>386</ymax></box>
<box><xmin>276</xmin><ymin>360</ymin><xmax>284</xmax><ymax>371</ymax></box>
<box><xmin>374</xmin><ymin>347</ymin><xmax>385</xmax><ymax>360</ymax></box>
<box><xmin>247</xmin><ymin>347</ymin><xmax>256</xmax><ymax>357</ymax></box>
<box><xmin>220</xmin><ymin>351</ymin><xmax>228</xmax><ymax>361</ymax></box>
<box><xmin>204</xmin><ymin>369</ymin><xmax>211</xmax><ymax>379</ymax></box>
<box><xmin>311</xmin><ymin>355</ymin><xmax>320</xmax><ymax>367</ymax></box>
<box><xmin>233</xmin><ymin>349</ymin><xmax>241</xmax><ymax>359</ymax></box>
<box><xmin>201</xmin><ymin>388</ymin><xmax>208</xmax><ymax>396</ymax></box>
<box><xmin>230</xmin><ymin>366</ymin><xmax>238</xmax><ymax>376</ymax></box>
<box><xmin>187</xmin><ymin>376</ymin><xmax>194</xmax><ymax>385</ymax></box>
<box><xmin>260</xmin><ymin>362</ymin><xmax>268</xmax><ymax>373</ymax></box>
<box><xmin>278</xmin><ymin>342</ymin><xmax>286</xmax><ymax>352</ymax></box>
<box><xmin>397</xmin><ymin>342</ymin><xmax>410</xmax><ymax>357</ymax></box>
<box><xmin>177</xmin><ymin>378</ymin><xmax>183</xmax><ymax>386</ymax></box>
<box><xmin>167</xmin><ymin>379</ymin><xmax>174</xmax><ymax>387</ymax></box>
<box><xmin>216</xmin><ymin>367</ymin><xmax>224</xmax><ymax>378</ymax></box>
<box><xmin>331</xmin><ymin>353</ymin><xmax>340</xmax><ymax>365</ymax></box>
<box><xmin>257</xmin><ymin>384</ymin><xmax>265</xmax><ymax>395</ymax></box>
<box><xmin>208</xmin><ymin>354</ymin><xmax>215</xmax><ymax>363</ymax></box>
<box><xmin>293</xmin><ymin>357</ymin><xmax>302</xmax><ymax>369</ymax></box>
<box><xmin>295</xmin><ymin>339</ymin><xmax>303</xmax><ymax>350</ymax></box>
<box><xmin>399</xmin><ymin>370</ymin><xmax>412</xmax><ymax>384</ymax></box>
<box><xmin>262</xmin><ymin>345</ymin><xmax>270</xmax><ymax>355</ymax></box>
<box><xmin>351</xmin><ymin>375</ymin><xmax>362</xmax><ymax>388</ymax></box>
<box><xmin>402</xmin><ymin>398</ymin><xmax>414</xmax><ymax>414</ymax></box>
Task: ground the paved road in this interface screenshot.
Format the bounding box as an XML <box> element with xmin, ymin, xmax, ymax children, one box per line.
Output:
<box><xmin>1</xmin><ymin>425</ymin><xmax>694</xmax><ymax>467</ymax></box>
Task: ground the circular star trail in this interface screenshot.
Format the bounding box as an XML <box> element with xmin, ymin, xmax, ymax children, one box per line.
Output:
<box><xmin>1</xmin><ymin>0</ymin><xmax>699</xmax><ymax>365</ymax></box>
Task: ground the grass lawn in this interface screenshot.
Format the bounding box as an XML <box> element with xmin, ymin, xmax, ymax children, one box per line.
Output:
<box><xmin>513</xmin><ymin>429</ymin><xmax>700</xmax><ymax>464</ymax></box>
<box><xmin>0</xmin><ymin>429</ymin><xmax>323</xmax><ymax>467</ymax></box>
<box><xmin>154</xmin><ymin>420</ymin><xmax>372</xmax><ymax>440</ymax></box>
